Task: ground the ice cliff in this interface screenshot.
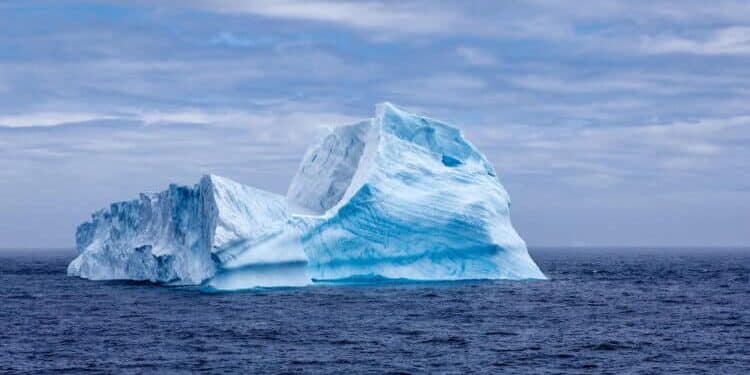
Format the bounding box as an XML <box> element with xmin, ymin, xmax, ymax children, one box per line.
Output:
<box><xmin>68</xmin><ymin>175</ymin><xmax>304</xmax><ymax>286</ymax></box>
<box><xmin>68</xmin><ymin>103</ymin><xmax>545</xmax><ymax>289</ymax></box>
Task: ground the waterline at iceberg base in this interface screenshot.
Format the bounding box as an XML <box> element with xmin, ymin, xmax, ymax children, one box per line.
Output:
<box><xmin>68</xmin><ymin>103</ymin><xmax>546</xmax><ymax>290</ymax></box>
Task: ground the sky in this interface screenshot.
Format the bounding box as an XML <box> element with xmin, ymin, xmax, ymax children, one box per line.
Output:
<box><xmin>1</xmin><ymin>0</ymin><xmax>749</xmax><ymax>248</ymax></box>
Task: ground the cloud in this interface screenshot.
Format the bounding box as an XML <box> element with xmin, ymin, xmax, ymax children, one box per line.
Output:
<box><xmin>184</xmin><ymin>0</ymin><xmax>460</xmax><ymax>35</ymax></box>
<box><xmin>209</xmin><ymin>32</ymin><xmax>277</xmax><ymax>48</ymax></box>
<box><xmin>0</xmin><ymin>105</ymin><xmax>364</xmax><ymax>200</ymax></box>
<box><xmin>77</xmin><ymin>0</ymin><xmax>750</xmax><ymax>48</ymax></box>
<box><xmin>503</xmin><ymin>71</ymin><xmax>750</xmax><ymax>97</ymax></box>
<box><xmin>466</xmin><ymin>115</ymin><xmax>750</xmax><ymax>190</ymax></box>
<box><xmin>0</xmin><ymin>112</ymin><xmax>117</xmax><ymax>127</ymax></box>
<box><xmin>641</xmin><ymin>26</ymin><xmax>750</xmax><ymax>55</ymax></box>
<box><xmin>456</xmin><ymin>46</ymin><xmax>496</xmax><ymax>66</ymax></box>
<box><xmin>508</xmin><ymin>75</ymin><xmax>655</xmax><ymax>94</ymax></box>
<box><xmin>0</xmin><ymin>106</ymin><xmax>361</xmax><ymax>132</ymax></box>
<box><xmin>0</xmin><ymin>46</ymin><xmax>377</xmax><ymax>116</ymax></box>
<box><xmin>159</xmin><ymin>0</ymin><xmax>586</xmax><ymax>39</ymax></box>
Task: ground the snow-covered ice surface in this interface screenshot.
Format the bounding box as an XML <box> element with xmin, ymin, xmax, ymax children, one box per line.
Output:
<box><xmin>69</xmin><ymin>103</ymin><xmax>545</xmax><ymax>289</ymax></box>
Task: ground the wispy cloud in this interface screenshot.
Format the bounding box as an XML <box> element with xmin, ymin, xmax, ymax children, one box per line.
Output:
<box><xmin>468</xmin><ymin>115</ymin><xmax>750</xmax><ymax>189</ymax></box>
<box><xmin>642</xmin><ymin>26</ymin><xmax>750</xmax><ymax>55</ymax></box>
<box><xmin>185</xmin><ymin>0</ymin><xmax>460</xmax><ymax>35</ymax></box>
<box><xmin>508</xmin><ymin>75</ymin><xmax>655</xmax><ymax>94</ymax></box>
<box><xmin>0</xmin><ymin>112</ymin><xmax>117</xmax><ymax>127</ymax></box>
<box><xmin>456</xmin><ymin>46</ymin><xmax>496</xmax><ymax>66</ymax></box>
<box><xmin>0</xmin><ymin>106</ymin><xmax>361</xmax><ymax>133</ymax></box>
<box><xmin>209</xmin><ymin>32</ymin><xmax>264</xmax><ymax>48</ymax></box>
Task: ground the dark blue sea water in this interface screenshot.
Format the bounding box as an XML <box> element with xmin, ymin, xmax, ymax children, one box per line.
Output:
<box><xmin>1</xmin><ymin>248</ymin><xmax>748</xmax><ymax>374</ymax></box>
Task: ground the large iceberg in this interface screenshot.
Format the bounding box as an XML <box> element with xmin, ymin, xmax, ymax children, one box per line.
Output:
<box><xmin>68</xmin><ymin>103</ymin><xmax>545</xmax><ymax>289</ymax></box>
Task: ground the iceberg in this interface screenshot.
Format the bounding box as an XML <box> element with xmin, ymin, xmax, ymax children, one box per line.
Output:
<box><xmin>68</xmin><ymin>103</ymin><xmax>545</xmax><ymax>289</ymax></box>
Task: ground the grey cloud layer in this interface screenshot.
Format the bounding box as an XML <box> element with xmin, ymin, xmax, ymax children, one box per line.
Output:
<box><xmin>1</xmin><ymin>0</ymin><xmax>748</xmax><ymax>247</ymax></box>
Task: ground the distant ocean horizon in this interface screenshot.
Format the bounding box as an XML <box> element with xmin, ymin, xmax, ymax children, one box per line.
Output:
<box><xmin>2</xmin><ymin>247</ymin><xmax>748</xmax><ymax>373</ymax></box>
<box><xmin>3</xmin><ymin>245</ymin><xmax>750</xmax><ymax>253</ymax></box>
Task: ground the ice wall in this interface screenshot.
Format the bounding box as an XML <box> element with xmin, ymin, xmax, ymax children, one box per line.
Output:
<box><xmin>68</xmin><ymin>175</ymin><xmax>305</xmax><ymax>285</ymax></box>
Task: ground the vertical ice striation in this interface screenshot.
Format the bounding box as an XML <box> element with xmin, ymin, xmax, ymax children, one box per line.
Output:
<box><xmin>68</xmin><ymin>103</ymin><xmax>545</xmax><ymax>289</ymax></box>
<box><xmin>68</xmin><ymin>175</ymin><xmax>303</xmax><ymax>285</ymax></box>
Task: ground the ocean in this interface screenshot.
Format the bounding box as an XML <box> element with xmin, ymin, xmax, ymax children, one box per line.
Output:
<box><xmin>1</xmin><ymin>247</ymin><xmax>748</xmax><ymax>374</ymax></box>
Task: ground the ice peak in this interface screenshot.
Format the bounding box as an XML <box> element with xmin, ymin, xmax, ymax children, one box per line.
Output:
<box><xmin>375</xmin><ymin>101</ymin><xmax>401</xmax><ymax>117</ymax></box>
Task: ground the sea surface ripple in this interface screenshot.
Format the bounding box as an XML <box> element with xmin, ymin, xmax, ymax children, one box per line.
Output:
<box><xmin>1</xmin><ymin>247</ymin><xmax>748</xmax><ymax>374</ymax></box>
